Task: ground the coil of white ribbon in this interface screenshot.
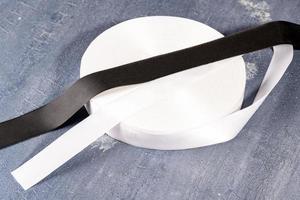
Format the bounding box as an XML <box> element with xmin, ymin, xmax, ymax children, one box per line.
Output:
<box><xmin>11</xmin><ymin>16</ymin><xmax>294</xmax><ymax>190</ymax></box>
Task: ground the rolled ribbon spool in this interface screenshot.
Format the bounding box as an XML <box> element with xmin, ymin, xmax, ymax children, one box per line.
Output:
<box><xmin>80</xmin><ymin>16</ymin><xmax>246</xmax><ymax>149</ymax></box>
<box><xmin>0</xmin><ymin>16</ymin><xmax>298</xmax><ymax>190</ymax></box>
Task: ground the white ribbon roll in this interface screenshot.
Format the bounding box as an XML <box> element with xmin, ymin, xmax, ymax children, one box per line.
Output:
<box><xmin>11</xmin><ymin>16</ymin><xmax>294</xmax><ymax>190</ymax></box>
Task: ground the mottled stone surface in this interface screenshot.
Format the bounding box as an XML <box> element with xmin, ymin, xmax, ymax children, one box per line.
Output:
<box><xmin>0</xmin><ymin>0</ymin><xmax>300</xmax><ymax>199</ymax></box>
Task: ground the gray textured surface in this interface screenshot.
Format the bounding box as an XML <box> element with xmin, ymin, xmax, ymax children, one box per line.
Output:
<box><xmin>0</xmin><ymin>0</ymin><xmax>300</xmax><ymax>199</ymax></box>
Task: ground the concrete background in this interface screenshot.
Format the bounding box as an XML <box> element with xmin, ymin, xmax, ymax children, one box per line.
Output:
<box><xmin>0</xmin><ymin>0</ymin><xmax>299</xmax><ymax>199</ymax></box>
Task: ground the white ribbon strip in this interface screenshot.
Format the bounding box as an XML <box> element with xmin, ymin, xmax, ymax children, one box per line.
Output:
<box><xmin>10</xmin><ymin>60</ymin><xmax>225</xmax><ymax>189</ymax></box>
<box><xmin>12</xmin><ymin>44</ymin><xmax>293</xmax><ymax>190</ymax></box>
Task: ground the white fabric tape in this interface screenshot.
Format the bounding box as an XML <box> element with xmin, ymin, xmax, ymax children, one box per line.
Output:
<box><xmin>82</xmin><ymin>16</ymin><xmax>246</xmax><ymax>145</ymax></box>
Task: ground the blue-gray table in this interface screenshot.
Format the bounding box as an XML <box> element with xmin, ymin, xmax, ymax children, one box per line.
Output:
<box><xmin>0</xmin><ymin>0</ymin><xmax>300</xmax><ymax>199</ymax></box>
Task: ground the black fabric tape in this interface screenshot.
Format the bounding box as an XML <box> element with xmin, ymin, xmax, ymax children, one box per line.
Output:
<box><xmin>0</xmin><ymin>21</ymin><xmax>300</xmax><ymax>150</ymax></box>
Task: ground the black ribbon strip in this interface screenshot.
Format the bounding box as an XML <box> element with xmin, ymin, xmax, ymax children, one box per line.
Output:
<box><xmin>0</xmin><ymin>21</ymin><xmax>300</xmax><ymax>150</ymax></box>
